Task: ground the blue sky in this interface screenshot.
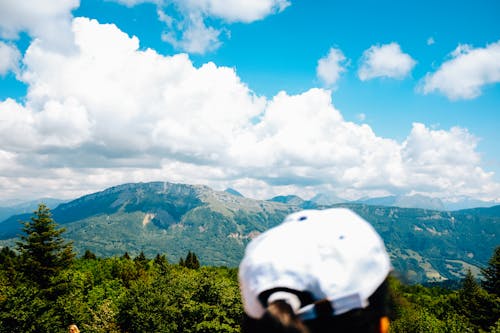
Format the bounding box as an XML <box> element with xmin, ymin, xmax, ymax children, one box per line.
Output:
<box><xmin>0</xmin><ymin>0</ymin><xmax>499</xmax><ymax>203</ymax></box>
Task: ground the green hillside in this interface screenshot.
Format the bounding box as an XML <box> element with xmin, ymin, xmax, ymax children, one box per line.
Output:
<box><xmin>0</xmin><ymin>181</ymin><xmax>498</xmax><ymax>283</ymax></box>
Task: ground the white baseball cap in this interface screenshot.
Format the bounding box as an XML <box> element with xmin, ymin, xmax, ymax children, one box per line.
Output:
<box><xmin>239</xmin><ymin>208</ymin><xmax>391</xmax><ymax>319</ymax></box>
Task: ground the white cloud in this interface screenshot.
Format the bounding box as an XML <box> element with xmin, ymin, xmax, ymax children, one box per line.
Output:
<box><xmin>114</xmin><ymin>0</ymin><xmax>290</xmax><ymax>54</ymax></box>
<box><xmin>180</xmin><ymin>0</ymin><xmax>291</xmax><ymax>23</ymax></box>
<box><xmin>358</xmin><ymin>42</ymin><xmax>416</xmax><ymax>81</ymax></box>
<box><xmin>0</xmin><ymin>0</ymin><xmax>78</xmax><ymax>53</ymax></box>
<box><xmin>419</xmin><ymin>40</ymin><xmax>500</xmax><ymax>100</ymax></box>
<box><xmin>0</xmin><ymin>0</ymin><xmax>290</xmax><ymax>55</ymax></box>
<box><xmin>316</xmin><ymin>47</ymin><xmax>348</xmax><ymax>87</ymax></box>
<box><xmin>0</xmin><ymin>42</ymin><xmax>20</xmax><ymax>76</ymax></box>
<box><xmin>0</xmin><ymin>18</ymin><xmax>498</xmax><ymax>202</ymax></box>
<box><xmin>161</xmin><ymin>12</ymin><xmax>222</xmax><ymax>54</ymax></box>
<box><xmin>15</xmin><ymin>17</ymin><xmax>265</xmax><ymax>160</ymax></box>
<box><xmin>111</xmin><ymin>0</ymin><xmax>157</xmax><ymax>7</ymax></box>
<box><xmin>401</xmin><ymin>123</ymin><xmax>498</xmax><ymax>197</ymax></box>
<box><xmin>356</xmin><ymin>113</ymin><xmax>366</xmax><ymax>122</ymax></box>
<box><xmin>112</xmin><ymin>0</ymin><xmax>290</xmax><ymax>22</ymax></box>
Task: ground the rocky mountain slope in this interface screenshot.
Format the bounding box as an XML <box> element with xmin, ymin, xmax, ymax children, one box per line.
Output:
<box><xmin>0</xmin><ymin>181</ymin><xmax>498</xmax><ymax>283</ymax></box>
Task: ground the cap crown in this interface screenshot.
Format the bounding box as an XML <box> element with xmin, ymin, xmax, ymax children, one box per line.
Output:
<box><xmin>239</xmin><ymin>208</ymin><xmax>391</xmax><ymax>319</ymax></box>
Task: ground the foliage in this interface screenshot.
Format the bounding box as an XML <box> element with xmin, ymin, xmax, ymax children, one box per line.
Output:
<box><xmin>0</xmin><ymin>204</ymin><xmax>499</xmax><ymax>332</ymax></box>
<box><xmin>482</xmin><ymin>246</ymin><xmax>500</xmax><ymax>297</ymax></box>
<box><xmin>83</xmin><ymin>249</ymin><xmax>97</xmax><ymax>260</ymax></box>
<box><xmin>16</xmin><ymin>204</ymin><xmax>75</xmax><ymax>289</ymax></box>
<box><xmin>388</xmin><ymin>258</ymin><xmax>500</xmax><ymax>333</ymax></box>
<box><xmin>180</xmin><ymin>250</ymin><xmax>201</xmax><ymax>269</ymax></box>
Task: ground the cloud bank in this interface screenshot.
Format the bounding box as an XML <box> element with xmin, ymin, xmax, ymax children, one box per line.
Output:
<box><xmin>0</xmin><ymin>18</ymin><xmax>498</xmax><ymax>202</ymax></box>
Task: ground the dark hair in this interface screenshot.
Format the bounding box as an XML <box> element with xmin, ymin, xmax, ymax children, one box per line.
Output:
<box><xmin>243</xmin><ymin>300</ymin><xmax>310</xmax><ymax>333</ymax></box>
<box><xmin>242</xmin><ymin>278</ymin><xmax>390</xmax><ymax>333</ymax></box>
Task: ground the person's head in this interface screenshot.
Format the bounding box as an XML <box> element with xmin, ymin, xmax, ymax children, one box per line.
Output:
<box><xmin>68</xmin><ymin>324</ymin><xmax>80</xmax><ymax>333</ymax></box>
<box><xmin>239</xmin><ymin>208</ymin><xmax>392</xmax><ymax>333</ymax></box>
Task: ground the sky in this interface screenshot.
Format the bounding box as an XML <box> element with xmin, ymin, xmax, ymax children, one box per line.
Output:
<box><xmin>0</xmin><ymin>0</ymin><xmax>499</xmax><ymax>204</ymax></box>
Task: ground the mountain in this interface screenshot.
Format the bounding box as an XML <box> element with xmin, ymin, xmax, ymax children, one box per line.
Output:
<box><xmin>356</xmin><ymin>194</ymin><xmax>500</xmax><ymax>211</ymax></box>
<box><xmin>356</xmin><ymin>194</ymin><xmax>445</xmax><ymax>211</ymax></box>
<box><xmin>268</xmin><ymin>195</ymin><xmax>305</xmax><ymax>206</ymax></box>
<box><xmin>310</xmin><ymin>192</ymin><xmax>346</xmax><ymax>206</ymax></box>
<box><xmin>0</xmin><ymin>182</ymin><xmax>294</xmax><ymax>267</ymax></box>
<box><xmin>443</xmin><ymin>198</ymin><xmax>500</xmax><ymax>211</ymax></box>
<box><xmin>0</xmin><ymin>198</ymin><xmax>66</xmax><ymax>223</ymax></box>
<box><xmin>0</xmin><ymin>181</ymin><xmax>498</xmax><ymax>284</ymax></box>
<box><xmin>224</xmin><ymin>188</ymin><xmax>244</xmax><ymax>197</ymax></box>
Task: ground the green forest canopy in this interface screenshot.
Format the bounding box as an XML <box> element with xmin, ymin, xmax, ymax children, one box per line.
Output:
<box><xmin>0</xmin><ymin>204</ymin><xmax>498</xmax><ymax>332</ymax></box>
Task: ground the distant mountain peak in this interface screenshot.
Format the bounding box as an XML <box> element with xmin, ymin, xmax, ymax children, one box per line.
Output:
<box><xmin>356</xmin><ymin>194</ymin><xmax>444</xmax><ymax>211</ymax></box>
<box><xmin>310</xmin><ymin>192</ymin><xmax>345</xmax><ymax>206</ymax></box>
<box><xmin>224</xmin><ymin>188</ymin><xmax>244</xmax><ymax>197</ymax></box>
<box><xmin>395</xmin><ymin>194</ymin><xmax>445</xmax><ymax>211</ymax></box>
<box><xmin>268</xmin><ymin>195</ymin><xmax>305</xmax><ymax>205</ymax></box>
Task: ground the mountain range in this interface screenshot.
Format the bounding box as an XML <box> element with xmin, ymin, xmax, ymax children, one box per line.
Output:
<box><xmin>0</xmin><ymin>181</ymin><xmax>498</xmax><ymax>284</ymax></box>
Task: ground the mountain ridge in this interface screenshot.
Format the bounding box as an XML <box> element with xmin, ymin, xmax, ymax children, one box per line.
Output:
<box><xmin>0</xmin><ymin>181</ymin><xmax>498</xmax><ymax>283</ymax></box>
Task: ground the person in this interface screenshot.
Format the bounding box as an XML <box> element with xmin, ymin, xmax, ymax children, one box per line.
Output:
<box><xmin>238</xmin><ymin>208</ymin><xmax>392</xmax><ymax>333</ymax></box>
<box><xmin>68</xmin><ymin>324</ymin><xmax>80</xmax><ymax>333</ymax></box>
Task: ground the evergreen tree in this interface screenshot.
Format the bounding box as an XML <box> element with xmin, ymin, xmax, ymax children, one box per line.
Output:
<box><xmin>482</xmin><ymin>246</ymin><xmax>500</xmax><ymax>297</ymax></box>
<box><xmin>460</xmin><ymin>269</ymin><xmax>480</xmax><ymax>297</ymax></box>
<box><xmin>154</xmin><ymin>253</ymin><xmax>168</xmax><ymax>266</ymax></box>
<box><xmin>0</xmin><ymin>246</ymin><xmax>18</xmax><ymax>284</ymax></box>
<box><xmin>0</xmin><ymin>246</ymin><xmax>17</xmax><ymax>264</ymax></box>
<box><xmin>154</xmin><ymin>253</ymin><xmax>169</xmax><ymax>273</ymax></box>
<box><xmin>82</xmin><ymin>249</ymin><xmax>97</xmax><ymax>260</ymax></box>
<box><xmin>184</xmin><ymin>251</ymin><xmax>200</xmax><ymax>269</ymax></box>
<box><xmin>16</xmin><ymin>204</ymin><xmax>75</xmax><ymax>289</ymax></box>
<box><xmin>134</xmin><ymin>251</ymin><xmax>149</xmax><ymax>270</ymax></box>
<box><xmin>457</xmin><ymin>269</ymin><xmax>500</xmax><ymax>331</ymax></box>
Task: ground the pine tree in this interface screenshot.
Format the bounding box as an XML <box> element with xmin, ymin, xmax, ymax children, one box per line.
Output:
<box><xmin>184</xmin><ymin>251</ymin><xmax>200</xmax><ymax>269</ymax></box>
<box><xmin>0</xmin><ymin>246</ymin><xmax>18</xmax><ymax>283</ymax></box>
<box><xmin>82</xmin><ymin>249</ymin><xmax>97</xmax><ymax>260</ymax></box>
<box><xmin>16</xmin><ymin>204</ymin><xmax>75</xmax><ymax>289</ymax></box>
<box><xmin>481</xmin><ymin>246</ymin><xmax>500</xmax><ymax>297</ymax></box>
<box><xmin>458</xmin><ymin>269</ymin><xmax>500</xmax><ymax>331</ymax></box>
<box><xmin>134</xmin><ymin>251</ymin><xmax>149</xmax><ymax>270</ymax></box>
<box><xmin>460</xmin><ymin>269</ymin><xmax>480</xmax><ymax>298</ymax></box>
<box><xmin>154</xmin><ymin>253</ymin><xmax>168</xmax><ymax>267</ymax></box>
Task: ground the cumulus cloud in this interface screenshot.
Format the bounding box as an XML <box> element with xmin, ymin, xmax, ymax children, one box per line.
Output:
<box><xmin>160</xmin><ymin>11</ymin><xmax>222</xmax><ymax>54</ymax></box>
<box><xmin>112</xmin><ymin>0</ymin><xmax>290</xmax><ymax>21</ymax></box>
<box><xmin>110</xmin><ymin>0</ymin><xmax>155</xmax><ymax>7</ymax></box>
<box><xmin>0</xmin><ymin>18</ymin><xmax>498</xmax><ymax>202</ymax></box>
<box><xmin>0</xmin><ymin>42</ymin><xmax>21</xmax><ymax>76</ymax></box>
<box><xmin>0</xmin><ymin>0</ymin><xmax>78</xmax><ymax>53</ymax></box>
<box><xmin>113</xmin><ymin>0</ymin><xmax>290</xmax><ymax>54</ymax></box>
<box><xmin>419</xmin><ymin>41</ymin><xmax>500</xmax><ymax>100</ymax></box>
<box><xmin>358</xmin><ymin>42</ymin><xmax>416</xmax><ymax>81</ymax></box>
<box><xmin>401</xmin><ymin>123</ymin><xmax>498</xmax><ymax>197</ymax></box>
<box><xmin>316</xmin><ymin>47</ymin><xmax>348</xmax><ymax>87</ymax></box>
<box><xmin>189</xmin><ymin>0</ymin><xmax>290</xmax><ymax>23</ymax></box>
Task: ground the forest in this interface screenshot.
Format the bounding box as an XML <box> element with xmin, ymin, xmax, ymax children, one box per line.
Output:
<box><xmin>0</xmin><ymin>204</ymin><xmax>499</xmax><ymax>332</ymax></box>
